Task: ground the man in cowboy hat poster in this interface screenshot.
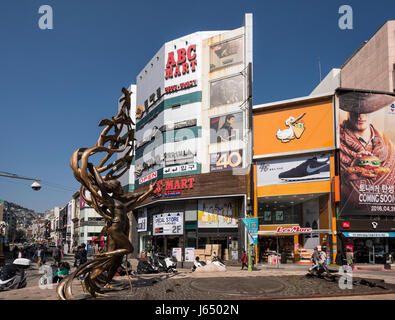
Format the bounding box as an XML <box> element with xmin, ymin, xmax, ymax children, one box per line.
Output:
<box><xmin>338</xmin><ymin>90</ymin><xmax>395</xmax><ymax>215</ymax></box>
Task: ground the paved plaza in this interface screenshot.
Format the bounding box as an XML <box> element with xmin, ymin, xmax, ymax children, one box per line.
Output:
<box><xmin>1</xmin><ymin>255</ymin><xmax>395</xmax><ymax>301</ymax></box>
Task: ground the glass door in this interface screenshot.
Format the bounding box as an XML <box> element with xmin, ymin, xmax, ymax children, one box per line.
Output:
<box><xmin>369</xmin><ymin>245</ymin><xmax>375</xmax><ymax>264</ymax></box>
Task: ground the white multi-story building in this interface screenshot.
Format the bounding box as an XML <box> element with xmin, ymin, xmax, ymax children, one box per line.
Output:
<box><xmin>120</xmin><ymin>14</ymin><xmax>253</xmax><ymax>260</ymax></box>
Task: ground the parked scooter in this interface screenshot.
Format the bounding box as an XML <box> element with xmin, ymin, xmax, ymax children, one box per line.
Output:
<box><xmin>0</xmin><ymin>258</ymin><xmax>30</xmax><ymax>291</ymax></box>
<box><xmin>191</xmin><ymin>256</ymin><xmax>206</xmax><ymax>272</ymax></box>
<box><xmin>116</xmin><ymin>260</ymin><xmax>133</xmax><ymax>276</ymax></box>
<box><xmin>157</xmin><ymin>254</ymin><xmax>178</xmax><ymax>273</ymax></box>
<box><xmin>137</xmin><ymin>252</ymin><xmax>159</xmax><ymax>274</ymax></box>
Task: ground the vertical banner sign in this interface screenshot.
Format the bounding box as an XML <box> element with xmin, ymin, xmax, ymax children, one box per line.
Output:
<box><xmin>242</xmin><ymin>218</ymin><xmax>258</xmax><ymax>245</ymax></box>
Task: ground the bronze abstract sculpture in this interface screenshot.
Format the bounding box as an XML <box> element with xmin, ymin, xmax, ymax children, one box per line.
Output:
<box><xmin>56</xmin><ymin>88</ymin><xmax>155</xmax><ymax>300</ymax></box>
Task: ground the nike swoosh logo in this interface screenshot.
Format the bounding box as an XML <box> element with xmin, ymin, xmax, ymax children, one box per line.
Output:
<box><xmin>306</xmin><ymin>163</ymin><xmax>328</xmax><ymax>173</ymax></box>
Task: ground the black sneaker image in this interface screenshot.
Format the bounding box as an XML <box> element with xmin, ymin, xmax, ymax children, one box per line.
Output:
<box><xmin>278</xmin><ymin>157</ymin><xmax>330</xmax><ymax>181</ymax></box>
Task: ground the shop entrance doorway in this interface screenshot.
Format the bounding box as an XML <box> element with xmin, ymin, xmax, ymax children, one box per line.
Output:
<box><xmin>258</xmin><ymin>236</ymin><xmax>294</xmax><ymax>263</ymax></box>
<box><xmin>351</xmin><ymin>238</ymin><xmax>386</xmax><ymax>264</ymax></box>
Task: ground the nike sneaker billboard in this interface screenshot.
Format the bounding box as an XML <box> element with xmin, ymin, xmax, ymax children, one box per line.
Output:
<box><xmin>257</xmin><ymin>154</ymin><xmax>330</xmax><ymax>186</ymax></box>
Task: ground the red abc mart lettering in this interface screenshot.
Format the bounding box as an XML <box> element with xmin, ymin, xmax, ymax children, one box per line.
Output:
<box><xmin>276</xmin><ymin>226</ymin><xmax>312</xmax><ymax>233</ymax></box>
<box><xmin>165</xmin><ymin>44</ymin><xmax>197</xmax><ymax>80</ymax></box>
<box><xmin>165</xmin><ymin>80</ymin><xmax>198</xmax><ymax>94</ymax></box>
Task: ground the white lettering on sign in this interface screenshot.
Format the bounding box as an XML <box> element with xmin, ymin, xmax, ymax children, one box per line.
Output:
<box><xmin>139</xmin><ymin>171</ymin><xmax>157</xmax><ymax>184</ymax></box>
<box><xmin>276</xmin><ymin>226</ymin><xmax>312</xmax><ymax>233</ymax></box>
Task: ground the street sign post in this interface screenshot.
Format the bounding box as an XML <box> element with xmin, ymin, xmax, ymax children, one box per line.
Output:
<box><xmin>242</xmin><ymin>217</ymin><xmax>259</xmax><ymax>271</ymax></box>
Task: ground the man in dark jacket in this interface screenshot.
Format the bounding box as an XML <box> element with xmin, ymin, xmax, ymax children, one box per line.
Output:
<box><xmin>79</xmin><ymin>244</ymin><xmax>87</xmax><ymax>265</ymax></box>
<box><xmin>53</xmin><ymin>246</ymin><xmax>62</xmax><ymax>266</ymax></box>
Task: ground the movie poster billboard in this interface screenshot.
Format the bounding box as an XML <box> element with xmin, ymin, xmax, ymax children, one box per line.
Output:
<box><xmin>257</xmin><ymin>154</ymin><xmax>330</xmax><ymax>186</ymax></box>
<box><xmin>338</xmin><ymin>90</ymin><xmax>395</xmax><ymax>216</ymax></box>
<box><xmin>210</xmin><ymin>112</ymin><xmax>243</xmax><ymax>144</ymax></box>
<box><xmin>210</xmin><ymin>74</ymin><xmax>244</xmax><ymax>108</ymax></box>
<box><xmin>210</xmin><ymin>37</ymin><xmax>244</xmax><ymax>71</ymax></box>
<box><xmin>198</xmin><ymin>199</ymin><xmax>238</xmax><ymax>228</ymax></box>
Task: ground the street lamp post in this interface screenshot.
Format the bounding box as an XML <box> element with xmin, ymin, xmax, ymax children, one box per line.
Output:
<box><xmin>0</xmin><ymin>171</ymin><xmax>41</xmax><ymax>265</ymax></box>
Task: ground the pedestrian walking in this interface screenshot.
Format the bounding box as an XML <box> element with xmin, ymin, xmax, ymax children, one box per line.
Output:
<box><xmin>53</xmin><ymin>245</ymin><xmax>63</xmax><ymax>266</ymax></box>
<box><xmin>240</xmin><ymin>250</ymin><xmax>248</xmax><ymax>270</ymax></box>
<box><xmin>79</xmin><ymin>244</ymin><xmax>88</xmax><ymax>265</ymax></box>
<box><xmin>74</xmin><ymin>246</ymin><xmax>81</xmax><ymax>267</ymax></box>
<box><xmin>309</xmin><ymin>247</ymin><xmax>320</xmax><ymax>272</ymax></box>
<box><xmin>34</xmin><ymin>246</ymin><xmax>45</xmax><ymax>267</ymax></box>
<box><xmin>346</xmin><ymin>249</ymin><xmax>354</xmax><ymax>271</ymax></box>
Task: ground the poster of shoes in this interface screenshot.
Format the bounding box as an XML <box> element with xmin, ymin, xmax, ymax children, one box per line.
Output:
<box><xmin>257</xmin><ymin>154</ymin><xmax>330</xmax><ymax>186</ymax></box>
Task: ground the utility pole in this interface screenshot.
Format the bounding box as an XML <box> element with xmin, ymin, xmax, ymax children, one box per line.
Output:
<box><xmin>247</xmin><ymin>62</ymin><xmax>254</xmax><ymax>272</ymax></box>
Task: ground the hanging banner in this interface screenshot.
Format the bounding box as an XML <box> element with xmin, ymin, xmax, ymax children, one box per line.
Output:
<box><xmin>242</xmin><ymin>218</ymin><xmax>258</xmax><ymax>245</ymax></box>
<box><xmin>198</xmin><ymin>199</ymin><xmax>238</xmax><ymax>228</ymax></box>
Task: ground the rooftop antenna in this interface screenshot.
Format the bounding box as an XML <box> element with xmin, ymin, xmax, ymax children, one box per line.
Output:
<box><xmin>318</xmin><ymin>57</ymin><xmax>322</xmax><ymax>82</ymax></box>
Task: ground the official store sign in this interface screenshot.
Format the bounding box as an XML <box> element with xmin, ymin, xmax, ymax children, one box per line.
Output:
<box><xmin>153</xmin><ymin>212</ymin><xmax>184</xmax><ymax>236</ymax></box>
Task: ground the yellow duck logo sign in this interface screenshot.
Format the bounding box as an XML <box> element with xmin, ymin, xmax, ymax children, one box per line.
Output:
<box><xmin>276</xmin><ymin>113</ymin><xmax>306</xmax><ymax>143</ymax></box>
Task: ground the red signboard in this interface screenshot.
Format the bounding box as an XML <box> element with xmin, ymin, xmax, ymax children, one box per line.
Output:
<box><xmin>153</xmin><ymin>178</ymin><xmax>195</xmax><ymax>197</ymax></box>
<box><xmin>276</xmin><ymin>226</ymin><xmax>312</xmax><ymax>233</ymax></box>
<box><xmin>342</xmin><ymin>222</ymin><xmax>350</xmax><ymax>229</ymax></box>
<box><xmin>165</xmin><ymin>44</ymin><xmax>197</xmax><ymax>80</ymax></box>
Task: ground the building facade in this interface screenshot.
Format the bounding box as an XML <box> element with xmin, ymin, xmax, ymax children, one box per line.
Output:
<box><xmin>341</xmin><ymin>20</ymin><xmax>395</xmax><ymax>93</ymax></box>
<box><xmin>253</xmin><ymin>93</ymin><xmax>337</xmax><ymax>264</ymax></box>
<box><xmin>121</xmin><ymin>14</ymin><xmax>253</xmax><ymax>262</ymax></box>
<box><xmin>335</xmin><ymin>20</ymin><xmax>395</xmax><ymax>264</ymax></box>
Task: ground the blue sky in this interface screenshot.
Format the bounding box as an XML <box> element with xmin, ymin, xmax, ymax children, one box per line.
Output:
<box><xmin>0</xmin><ymin>0</ymin><xmax>394</xmax><ymax>213</ymax></box>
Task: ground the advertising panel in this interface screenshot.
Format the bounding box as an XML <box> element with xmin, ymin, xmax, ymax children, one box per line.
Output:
<box><xmin>210</xmin><ymin>37</ymin><xmax>244</xmax><ymax>71</ymax></box>
<box><xmin>338</xmin><ymin>90</ymin><xmax>395</xmax><ymax>216</ymax></box>
<box><xmin>257</xmin><ymin>154</ymin><xmax>330</xmax><ymax>186</ymax></box>
<box><xmin>210</xmin><ymin>112</ymin><xmax>243</xmax><ymax>144</ymax></box>
<box><xmin>198</xmin><ymin>199</ymin><xmax>238</xmax><ymax>228</ymax></box>
<box><xmin>153</xmin><ymin>212</ymin><xmax>184</xmax><ymax>236</ymax></box>
<box><xmin>172</xmin><ymin>247</ymin><xmax>182</xmax><ymax>262</ymax></box>
<box><xmin>163</xmin><ymin>163</ymin><xmax>197</xmax><ymax>176</ymax></box>
<box><xmin>210</xmin><ymin>149</ymin><xmax>243</xmax><ymax>172</ymax></box>
<box><xmin>210</xmin><ymin>74</ymin><xmax>244</xmax><ymax>108</ymax></box>
<box><xmin>253</xmin><ymin>101</ymin><xmax>334</xmax><ymax>157</ymax></box>
<box><xmin>137</xmin><ymin>208</ymin><xmax>147</xmax><ymax>232</ymax></box>
<box><xmin>184</xmin><ymin>247</ymin><xmax>195</xmax><ymax>262</ymax></box>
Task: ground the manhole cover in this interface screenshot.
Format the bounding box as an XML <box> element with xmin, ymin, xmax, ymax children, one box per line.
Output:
<box><xmin>190</xmin><ymin>277</ymin><xmax>284</xmax><ymax>296</ymax></box>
